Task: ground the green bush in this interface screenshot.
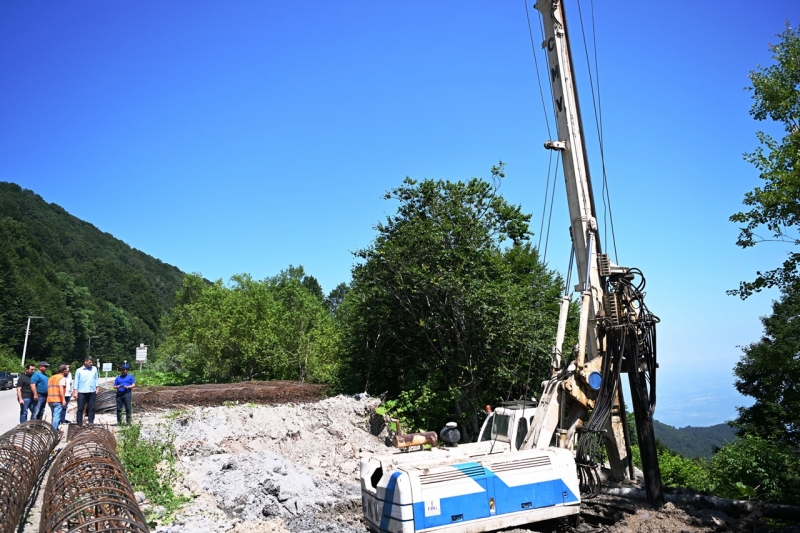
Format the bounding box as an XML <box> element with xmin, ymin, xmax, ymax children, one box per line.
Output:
<box><xmin>657</xmin><ymin>448</ymin><xmax>712</xmax><ymax>493</ymax></box>
<box><xmin>117</xmin><ymin>423</ymin><xmax>188</xmax><ymax>515</ymax></box>
<box><xmin>133</xmin><ymin>369</ymin><xmax>200</xmax><ymax>387</ymax></box>
<box><xmin>709</xmin><ymin>435</ymin><xmax>800</xmax><ymax>504</ymax></box>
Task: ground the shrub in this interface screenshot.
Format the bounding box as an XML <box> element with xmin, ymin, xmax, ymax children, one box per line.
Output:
<box><xmin>117</xmin><ymin>423</ymin><xmax>188</xmax><ymax>515</ymax></box>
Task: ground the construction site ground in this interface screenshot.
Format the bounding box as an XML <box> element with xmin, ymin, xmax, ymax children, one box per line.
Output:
<box><xmin>3</xmin><ymin>385</ymin><xmax>798</xmax><ymax>533</ymax></box>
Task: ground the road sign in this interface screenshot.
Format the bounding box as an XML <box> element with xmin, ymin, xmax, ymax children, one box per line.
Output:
<box><xmin>135</xmin><ymin>344</ymin><xmax>148</xmax><ymax>362</ymax></box>
<box><xmin>102</xmin><ymin>363</ymin><xmax>112</xmax><ymax>372</ymax></box>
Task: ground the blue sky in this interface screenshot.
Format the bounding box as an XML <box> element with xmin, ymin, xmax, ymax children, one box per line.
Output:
<box><xmin>1</xmin><ymin>1</ymin><xmax>797</xmax><ymax>427</ymax></box>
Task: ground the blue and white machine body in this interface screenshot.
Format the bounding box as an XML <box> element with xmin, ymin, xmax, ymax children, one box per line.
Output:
<box><xmin>360</xmin><ymin>445</ymin><xmax>579</xmax><ymax>533</ymax></box>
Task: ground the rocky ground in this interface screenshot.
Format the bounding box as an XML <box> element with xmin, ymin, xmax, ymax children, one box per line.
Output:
<box><xmin>126</xmin><ymin>395</ymin><xmax>795</xmax><ymax>533</ymax></box>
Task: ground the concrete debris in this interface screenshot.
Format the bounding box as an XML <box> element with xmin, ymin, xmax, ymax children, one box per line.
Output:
<box><xmin>138</xmin><ymin>393</ymin><xmax>788</xmax><ymax>533</ymax></box>
<box><xmin>150</xmin><ymin>394</ymin><xmax>384</xmax><ymax>533</ymax></box>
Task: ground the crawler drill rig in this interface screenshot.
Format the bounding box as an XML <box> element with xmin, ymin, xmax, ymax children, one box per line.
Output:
<box><xmin>360</xmin><ymin>1</ymin><xmax>663</xmax><ymax>531</ymax></box>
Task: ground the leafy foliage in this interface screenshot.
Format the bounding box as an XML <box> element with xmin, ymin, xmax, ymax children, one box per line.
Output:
<box><xmin>731</xmin><ymin>285</ymin><xmax>800</xmax><ymax>449</ymax></box>
<box><xmin>117</xmin><ymin>423</ymin><xmax>189</xmax><ymax>516</ymax></box>
<box><xmin>708</xmin><ymin>435</ymin><xmax>800</xmax><ymax>504</ymax></box>
<box><xmin>338</xmin><ymin>165</ymin><xmax>576</xmax><ymax>438</ymax></box>
<box><xmin>0</xmin><ymin>182</ymin><xmax>185</xmax><ymax>370</ymax></box>
<box><xmin>632</xmin><ymin>433</ymin><xmax>799</xmax><ymax>505</ymax></box>
<box><xmin>163</xmin><ymin>267</ymin><xmax>339</xmax><ymax>384</ymax></box>
<box><xmin>730</xmin><ymin>23</ymin><xmax>800</xmax><ymax>298</ymax></box>
<box><xmin>656</xmin><ymin>448</ymin><xmax>713</xmax><ymax>493</ymax></box>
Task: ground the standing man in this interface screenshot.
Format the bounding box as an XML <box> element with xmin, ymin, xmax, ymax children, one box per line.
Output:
<box><xmin>30</xmin><ymin>362</ymin><xmax>50</xmax><ymax>420</ymax></box>
<box><xmin>16</xmin><ymin>364</ymin><xmax>37</xmax><ymax>423</ymax></box>
<box><xmin>60</xmin><ymin>364</ymin><xmax>74</xmax><ymax>425</ymax></box>
<box><xmin>74</xmin><ymin>357</ymin><xmax>99</xmax><ymax>426</ymax></box>
<box><xmin>46</xmin><ymin>365</ymin><xmax>68</xmax><ymax>430</ymax></box>
<box><xmin>114</xmin><ymin>362</ymin><xmax>136</xmax><ymax>425</ymax></box>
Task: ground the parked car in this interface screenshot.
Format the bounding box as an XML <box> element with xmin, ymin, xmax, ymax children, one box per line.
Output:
<box><xmin>0</xmin><ymin>371</ymin><xmax>12</xmax><ymax>390</ymax></box>
<box><xmin>11</xmin><ymin>373</ymin><xmax>19</xmax><ymax>387</ymax></box>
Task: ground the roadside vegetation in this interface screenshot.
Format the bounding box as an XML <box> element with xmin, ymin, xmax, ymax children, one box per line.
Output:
<box><xmin>0</xmin><ymin>20</ymin><xmax>797</xmax><ymax>511</ymax></box>
<box><xmin>117</xmin><ymin>423</ymin><xmax>189</xmax><ymax>517</ymax></box>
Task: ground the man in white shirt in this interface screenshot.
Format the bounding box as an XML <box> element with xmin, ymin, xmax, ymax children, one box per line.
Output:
<box><xmin>74</xmin><ymin>357</ymin><xmax>99</xmax><ymax>426</ymax></box>
<box><xmin>60</xmin><ymin>364</ymin><xmax>74</xmax><ymax>425</ymax></box>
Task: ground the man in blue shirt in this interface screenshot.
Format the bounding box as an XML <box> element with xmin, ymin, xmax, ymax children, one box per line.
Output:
<box><xmin>113</xmin><ymin>362</ymin><xmax>136</xmax><ymax>424</ymax></box>
<box><xmin>30</xmin><ymin>361</ymin><xmax>50</xmax><ymax>420</ymax></box>
<box><xmin>74</xmin><ymin>356</ymin><xmax>99</xmax><ymax>426</ymax></box>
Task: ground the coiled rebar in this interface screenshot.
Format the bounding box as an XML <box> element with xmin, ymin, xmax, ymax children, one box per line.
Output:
<box><xmin>39</xmin><ymin>426</ymin><xmax>149</xmax><ymax>533</ymax></box>
<box><xmin>0</xmin><ymin>420</ymin><xmax>59</xmax><ymax>533</ymax></box>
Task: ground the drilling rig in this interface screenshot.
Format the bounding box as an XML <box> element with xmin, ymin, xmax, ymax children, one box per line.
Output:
<box><xmin>360</xmin><ymin>1</ymin><xmax>663</xmax><ymax>531</ymax></box>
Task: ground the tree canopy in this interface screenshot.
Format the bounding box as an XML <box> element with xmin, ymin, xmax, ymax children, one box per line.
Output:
<box><xmin>731</xmin><ymin>285</ymin><xmax>800</xmax><ymax>449</ymax></box>
<box><xmin>730</xmin><ymin>23</ymin><xmax>800</xmax><ymax>298</ymax></box>
<box><xmin>163</xmin><ymin>267</ymin><xmax>339</xmax><ymax>384</ymax></box>
<box><xmin>338</xmin><ymin>164</ymin><xmax>576</xmax><ymax>437</ymax></box>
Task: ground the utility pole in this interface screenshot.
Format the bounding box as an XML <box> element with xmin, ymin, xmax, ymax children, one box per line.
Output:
<box><xmin>87</xmin><ymin>335</ymin><xmax>100</xmax><ymax>358</ymax></box>
<box><xmin>21</xmin><ymin>316</ymin><xmax>43</xmax><ymax>367</ymax></box>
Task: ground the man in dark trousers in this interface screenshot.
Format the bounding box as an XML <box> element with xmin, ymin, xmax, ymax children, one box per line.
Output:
<box><xmin>74</xmin><ymin>356</ymin><xmax>98</xmax><ymax>426</ymax></box>
<box><xmin>16</xmin><ymin>364</ymin><xmax>37</xmax><ymax>422</ymax></box>
<box><xmin>114</xmin><ymin>362</ymin><xmax>136</xmax><ymax>424</ymax></box>
<box><xmin>30</xmin><ymin>361</ymin><xmax>50</xmax><ymax>420</ymax></box>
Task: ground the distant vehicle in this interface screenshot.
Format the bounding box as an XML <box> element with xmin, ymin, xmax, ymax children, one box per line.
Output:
<box><xmin>0</xmin><ymin>371</ymin><xmax>12</xmax><ymax>390</ymax></box>
<box><xmin>11</xmin><ymin>373</ymin><xmax>19</xmax><ymax>387</ymax></box>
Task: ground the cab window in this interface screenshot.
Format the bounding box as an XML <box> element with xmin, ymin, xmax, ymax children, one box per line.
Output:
<box><xmin>492</xmin><ymin>414</ymin><xmax>511</xmax><ymax>442</ymax></box>
<box><xmin>479</xmin><ymin>414</ymin><xmax>493</xmax><ymax>442</ymax></box>
<box><xmin>515</xmin><ymin>417</ymin><xmax>528</xmax><ymax>450</ymax></box>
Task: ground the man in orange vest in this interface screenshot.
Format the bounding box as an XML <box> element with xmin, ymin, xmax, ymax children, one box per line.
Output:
<box><xmin>46</xmin><ymin>365</ymin><xmax>68</xmax><ymax>430</ymax></box>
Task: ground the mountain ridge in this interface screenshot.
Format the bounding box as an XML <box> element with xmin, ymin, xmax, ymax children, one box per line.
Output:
<box><xmin>653</xmin><ymin>419</ymin><xmax>736</xmax><ymax>459</ymax></box>
<box><xmin>0</xmin><ymin>181</ymin><xmax>186</xmax><ymax>367</ymax></box>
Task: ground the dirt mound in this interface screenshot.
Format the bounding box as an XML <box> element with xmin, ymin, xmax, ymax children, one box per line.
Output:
<box><xmin>133</xmin><ymin>381</ymin><xmax>328</xmax><ymax>410</ymax></box>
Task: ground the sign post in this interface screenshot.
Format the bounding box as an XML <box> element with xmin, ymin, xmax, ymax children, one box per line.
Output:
<box><xmin>135</xmin><ymin>344</ymin><xmax>148</xmax><ymax>371</ymax></box>
<box><xmin>102</xmin><ymin>362</ymin><xmax>112</xmax><ymax>382</ymax></box>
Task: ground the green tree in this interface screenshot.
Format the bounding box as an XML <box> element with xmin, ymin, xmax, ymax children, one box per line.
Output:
<box><xmin>731</xmin><ymin>285</ymin><xmax>800</xmax><ymax>448</ymax></box>
<box><xmin>325</xmin><ymin>282</ymin><xmax>349</xmax><ymax>318</ymax></box>
<box><xmin>339</xmin><ymin>164</ymin><xmax>573</xmax><ymax>437</ymax></box>
<box><xmin>730</xmin><ymin>23</ymin><xmax>800</xmax><ymax>298</ymax></box>
<box><xmin>164</xmin><ymin>270</ymin><xmax>338</xmax><ymax>384</ymax></box>
<box><xmin>269</xmin><ymin>269</ymin><xmax>339</xmax><ymax>383</ymax></box>
<box><xmin>709</xmin><ymin>435</ymin><xmax>800</xmax><ymax>504</ymax></box>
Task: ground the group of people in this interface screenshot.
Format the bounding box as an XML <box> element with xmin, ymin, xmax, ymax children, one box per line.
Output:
<box><xmin>16</xmin><ymin>356</ymin><xmax>136</xmax><ymax>429</ymax></box>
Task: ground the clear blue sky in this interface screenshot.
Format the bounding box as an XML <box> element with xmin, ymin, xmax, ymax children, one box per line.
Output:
<box><xmin>1</xmin><ymin>1</ymin><xmax>797</xmax><ymax>427</ymax></box>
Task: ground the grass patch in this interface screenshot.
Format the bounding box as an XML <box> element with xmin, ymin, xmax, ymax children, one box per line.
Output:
<box><xmin>117</xmin><ymin>423</ymin><xmax>189</xmax><ymax>516</ymax></box>
<box><xmin>165</xmin><ymin>409</ymin><xmax>188</xmax><ymax>420</ymax></box>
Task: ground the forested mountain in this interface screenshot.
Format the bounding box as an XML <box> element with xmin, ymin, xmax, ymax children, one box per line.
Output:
<box><xmin>0</xmin><ymin>182</ymin><xmax>185</xmax><ymax>369</ymax></box>
<box><xmin>654</xmin><ymin>420</ymin><xmax>736</xmax><ymax>459</ymax></box>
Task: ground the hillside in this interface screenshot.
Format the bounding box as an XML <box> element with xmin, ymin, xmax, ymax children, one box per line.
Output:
<box><xmin>0</xmin><ymin>182</ymin><xmax>185</xmax><ymax>368</ymax></box>
<box><xmin>654</xmin><ymin>420</ymin><xmax>736</xmax><ymax>459</ymax></box>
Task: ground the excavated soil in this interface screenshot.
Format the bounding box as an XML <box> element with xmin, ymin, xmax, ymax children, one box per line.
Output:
<box><xmin>133</xmin><ymin>394</ymin><xmax>791</xmax><ymax>533</ymax></box>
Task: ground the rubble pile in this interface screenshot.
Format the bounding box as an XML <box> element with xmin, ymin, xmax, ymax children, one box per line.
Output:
<box><xmin>149</xmin><ymin>394</ymin><xmax>385</xmax><ymax>532</ymax></box>
<box><xmin>136</xmin><ymin>392</ymin><xmax>793</xmax><ymax>533</ymax></box>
